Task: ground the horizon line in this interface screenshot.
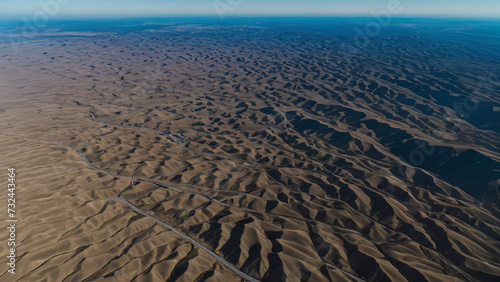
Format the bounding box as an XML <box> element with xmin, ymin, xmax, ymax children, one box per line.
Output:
<box><xmin>1</xmin><ymin>13</ymin><xmax>500</xmax><ymax>19</ymax></box>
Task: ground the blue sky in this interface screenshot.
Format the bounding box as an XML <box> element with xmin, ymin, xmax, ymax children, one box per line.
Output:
<box><xmin>0</xmin><ymin>0</ymin><xmax>499</xmax><ymax>16</ymax></box>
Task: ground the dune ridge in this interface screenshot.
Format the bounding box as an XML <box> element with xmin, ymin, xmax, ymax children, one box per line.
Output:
<box><xmin>1</xmin><ymin>19</ymin><xmax>499</xmax><ymax>281</ymax></box>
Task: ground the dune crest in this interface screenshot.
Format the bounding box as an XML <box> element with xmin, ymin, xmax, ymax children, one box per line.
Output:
<box><xmin>1</xmin><ymin>18</ymin><xmax>499</xmax><ymax>281</ymax></box>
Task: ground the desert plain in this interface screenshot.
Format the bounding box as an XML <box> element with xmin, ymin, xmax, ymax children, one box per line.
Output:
<box><xmin>0</xmin><ymin>18</ymin><xmax>499</xmax><ymax>281</ymax></box>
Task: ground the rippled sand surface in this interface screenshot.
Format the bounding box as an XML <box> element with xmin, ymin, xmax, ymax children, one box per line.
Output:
<box><xmin>0</xmin><ymin>18</ymin><xmax>499</xmax><ymax>281</ymax></box>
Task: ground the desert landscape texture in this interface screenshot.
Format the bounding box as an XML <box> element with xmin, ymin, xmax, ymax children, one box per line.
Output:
<box><xmin>0</xmin><ymin>17</ymin><xmax>499</xmax><ymax>281</ymax></box>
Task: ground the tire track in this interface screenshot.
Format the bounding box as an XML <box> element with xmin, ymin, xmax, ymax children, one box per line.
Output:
<box><xmin>7</xmin><ymin>134</ymin><xmax>260</xmax><ymax>282</ymax></box>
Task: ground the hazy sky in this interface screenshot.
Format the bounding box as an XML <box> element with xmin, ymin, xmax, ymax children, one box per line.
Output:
<box><xmin>1</xmin><ymin>0</ymin><xmax>499</xmax><ymax>16</ymax></box>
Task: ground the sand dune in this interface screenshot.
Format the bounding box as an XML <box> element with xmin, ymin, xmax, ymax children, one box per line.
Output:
<box><xmin>0</xmin><ymin>19</ymin><xmax>499</xmax><ymax>281</ymax></box>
